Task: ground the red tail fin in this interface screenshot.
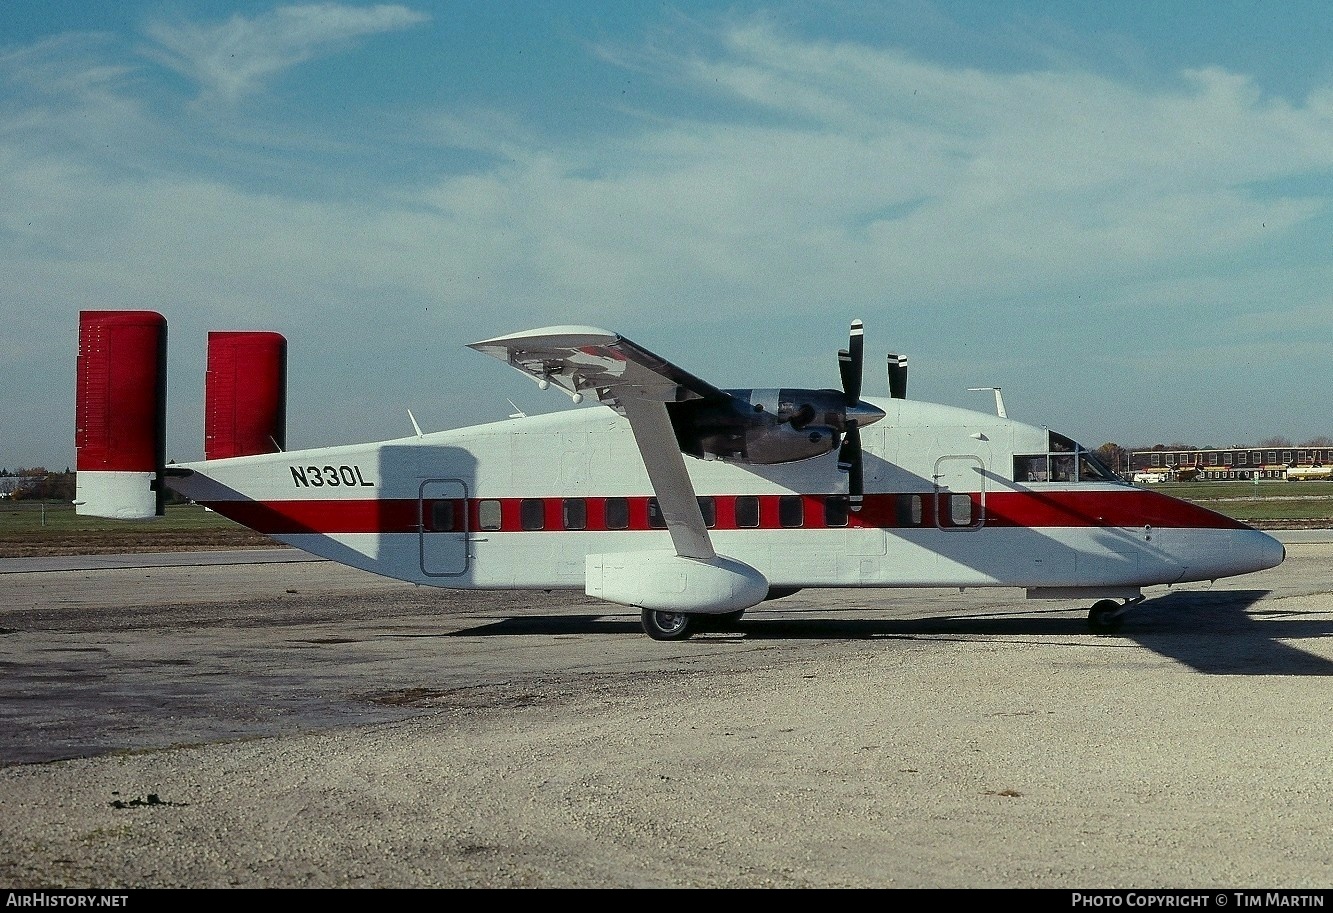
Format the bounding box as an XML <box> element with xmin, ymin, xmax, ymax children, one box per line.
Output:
<box><xmin>74</xmin><ymin>310</ymin><xmax>167</xmax><ymax>519</ymax></box>
<box><xmin>205</xmin><ymin>331</ymin><xmax>288</xmax><ymax>460</ymax></box>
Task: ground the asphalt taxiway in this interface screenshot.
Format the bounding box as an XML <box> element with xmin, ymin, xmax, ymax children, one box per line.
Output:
<box><xmin>1</xmin><ymin>532</ymin><xmax>1331</xmax><ymax>888</ymax></box>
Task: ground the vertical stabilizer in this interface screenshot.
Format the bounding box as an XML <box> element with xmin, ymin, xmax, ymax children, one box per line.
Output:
<box><xmin>205</xmin><ymin>331</ymin><xmax>288</xmax><ymax>460</ymax></box>
<box><xmin>74</xmin><ymin>310</ymin><xmax>167</xmax><ymax>519</ymax></box>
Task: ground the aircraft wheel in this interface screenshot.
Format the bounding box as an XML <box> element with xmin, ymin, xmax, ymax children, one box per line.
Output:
<box><xmin>1087</xmin><ymin>599</ymin><xmax>1123</xmax><ymax>634</ymax></box>
<box><xmin>641</xmin><ymin>609</ymin><xmax>695</xmax><ymax>641</ymax></box>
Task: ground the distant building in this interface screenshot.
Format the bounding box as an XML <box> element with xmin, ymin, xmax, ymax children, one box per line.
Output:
<box><xmin>1128</xmin><ymin>445</ymin><xmax>1332</xmax><ymax>482</ymax></box>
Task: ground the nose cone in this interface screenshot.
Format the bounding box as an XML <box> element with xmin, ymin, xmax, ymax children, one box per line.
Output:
<box><xmin>1167</xmin><ymin>527</ymin><xmax>1287</xmax><ymax>585</ymax></box>
<box><xmin>1259</xmin><ymin>530</ymin><xmax>1286</xmax><ymax>571</ymax></box>
<box><xmin>848</xmin><ymin>401</ymin><xmax>886</xmax><ymax>428</ymax></box>
<box><xmin>1234</xmin><ymin>528</ymin><xmax>1286</xmax><ymax>575</ymax></box>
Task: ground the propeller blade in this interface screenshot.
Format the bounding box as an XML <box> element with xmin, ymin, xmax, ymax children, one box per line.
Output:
<box><xmin>837</xmin><ymin>421</ymin><xmax>864</xmax><ymax>511</ymax></box>
<box><xmin>838</xmin><ymin>319</ymin><xmax>864</xmax><ymax>405</ymax></box>
<box><xmin>887</xmin><ymin>353</ymin><xmax>908</xmax><ymax>400</ymax></box>
<box><xmin>835</xmin><ymin>320</ymin><xmax>867</xmax><ymax>510</ymax></box>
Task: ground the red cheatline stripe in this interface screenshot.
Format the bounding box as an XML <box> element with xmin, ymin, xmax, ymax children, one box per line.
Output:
<box><xmin>200</xmin><ymin>489</ymin><xmax>1249</xmax><ymax>536</ymax></box>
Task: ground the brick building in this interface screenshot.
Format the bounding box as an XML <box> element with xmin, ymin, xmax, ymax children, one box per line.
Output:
<box><xmin>1128</xmin><ymin>445</ymin><xmax>1332</xmax><ymax>482</ymax></box>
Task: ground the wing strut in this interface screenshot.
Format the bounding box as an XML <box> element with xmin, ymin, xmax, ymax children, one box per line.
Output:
<box><xmin>469</xmin><ymin>325</ymin><xmax>722</xmax><ymax>562</ymax></box>
<box><xmin>619</xmin><ymin>396</ymin><xmax>715</xmax><ymax>561</ymax></box>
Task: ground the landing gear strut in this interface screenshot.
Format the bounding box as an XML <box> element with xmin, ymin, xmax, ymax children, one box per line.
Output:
<box><xmin>697</xmin><ymin>609</ymin><xmax>746</xmax><ymax>632</ymax></box>
<box><xmin>1087</xmin><ymin>596</ymin><xmax>1144</xmax><ymax>634</ymax></box>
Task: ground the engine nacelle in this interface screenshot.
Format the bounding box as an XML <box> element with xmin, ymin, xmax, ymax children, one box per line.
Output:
<box><xmin>586</xmin><ymin>551</ymin><xmax>770</xmax><ymax>613</ymax></box>
<box><xmin>668</xmin><ymin>387</ymin><xmax>881</xmax><ymax>465</ymax></box>
<box><xmin>743</xmin><ymin>420</ymin><xmax>839</xmax><ymax>464</ymax></box>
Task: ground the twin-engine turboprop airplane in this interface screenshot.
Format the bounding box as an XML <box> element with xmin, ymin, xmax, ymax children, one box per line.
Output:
<box><xmin>74</xmin><ymin>310</ymin><xmax>1285</xmax><ymax>640</ymax></box>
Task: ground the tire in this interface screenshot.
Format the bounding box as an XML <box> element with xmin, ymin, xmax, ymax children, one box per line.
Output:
<box><xmin>1087</xmin><ymin>599</ymin><xmax>1123</xmax><ymax>634</ymax></box>
<box><xmin>641</xmin><ymin>609</ymin><xmax>695</xmax><ymax>641</ymax></box>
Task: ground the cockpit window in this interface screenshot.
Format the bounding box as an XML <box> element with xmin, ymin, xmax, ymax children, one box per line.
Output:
<box><xmin>1078</xmin><ymin>449</ymin><xmax>1120</xmax><ymax>482</ymax></box>
<box><xmin>1013</xmin><ymin>432</ymin><xmax>1124</xmax><ymax>484</ymax></box>
<box><xmin>1014</xmin><ymin>453</ymin><xmax>1048</xmax><ymax>483</ymax></box>
<box><xmin>1049</xmin><ymin>431</ymin><xmax>1077</xmax><ymax>453</ymax></box>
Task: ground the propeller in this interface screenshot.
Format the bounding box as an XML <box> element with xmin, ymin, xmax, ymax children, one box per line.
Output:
<box><xmin>837</xmin><ymin>319</ymin><xmax>866</xmax><ymax>510</ymax></box>
<box><xmin>887</xmin><ymin>353</ymin><xmax>908</xmax><ymax>400</ymax></box>
<box><xmin>837</xmin><ymin>422</ymin><xmax>863</xmax><ymax>510</ymax></box>
<box><xmin>838</xmin><ymin>319</ymin><xmax>864</xmax><ymax>404</ymax></box>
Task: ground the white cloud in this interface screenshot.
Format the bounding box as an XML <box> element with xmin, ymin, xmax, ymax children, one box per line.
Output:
<box><xmin>141</xmin><ymin>3</ymin><xmax>429</xmax><ymax>102</ymax></box>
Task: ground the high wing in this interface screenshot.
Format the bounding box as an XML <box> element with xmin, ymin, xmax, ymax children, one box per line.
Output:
<box><xmin>467</xmin><ymin>326</ymin><xmax>730</xmax><ymax>407</ymax></box>
<box><xmin>468</xmin><ymin>326</ymin><xmax>725</xmax><ymax>560</ymax></box>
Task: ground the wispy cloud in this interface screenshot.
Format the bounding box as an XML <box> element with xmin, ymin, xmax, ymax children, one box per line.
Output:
<box><xmin>10</xmin><ymin>12</ymin><xmax>1333</xmax><ymax>334</ymax></box>
<box><xmin>639</xmin><ymin>22</ymin><xmax>1333</xmax><ymax>283</ymax></box>
<box><xmin>141</xmin><ymin>3</ymin><xmax>428</xmax><ymax>103</ymax></box>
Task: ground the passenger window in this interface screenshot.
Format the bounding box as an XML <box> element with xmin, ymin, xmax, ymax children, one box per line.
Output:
<box><xmin>604</xmin><ymin>497</ymin><xmax>629</xmax><ymax>530</ymax></box>
<box><xmin>697</xmin><ymin>496</ymin><xmax>716</xmax><ymax>528</ymax></box>
<box><xmin>735</xmin><ymin>496</ymin><xmax>759</xmax><ymax>528</ymax></box>
<box><xmin>778</xmin><ymin>495</ymin><xmax>804</xmax><ymax>528</ymax></box>
<box><xmin>949</xmin><ymin>493</ymin><xmax>973</xmax><ymax>527</ymax></box>
<box><xmin>1051</xmin><ymin>454</ymin><xmax>1076</xmax><ymax>483</ymax></box>
<box><xmin>478</xmin><ymin>499</ymin><xmax>502</xmax><ymax>531</ymax></box>
<box><xmin>430</xmin><ymin>500</ymin><xmax>454</xmax><ymax>532</ymax></box>
<box><xmin>824</xmin><ymin>496</ymin><xmax>849</xmax><ymax>527</ymax></box>
<box><xmin>563</xmin><ymin>498</ymin><xmax>586</xmax><ymax>530</ymax></box>
<box><xmin>647</xmin><ymin>498</ymin><xmax>667</xmax><ymax>529</ymax></box>
<box><xmin>520</xmin><ymin>498</ymin><xmax>545</xmax><ymax>531</ymax></box>
<box><xmin>895</xmin><ymin>494</ymin><xmax>922</xmax><ymax>527</ymax></box>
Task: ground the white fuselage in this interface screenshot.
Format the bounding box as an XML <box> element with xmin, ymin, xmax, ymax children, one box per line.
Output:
<box><xmin>168</xmin><ymin>397</ymin><xmax>1285</xmax><ymax>606</ymax></box>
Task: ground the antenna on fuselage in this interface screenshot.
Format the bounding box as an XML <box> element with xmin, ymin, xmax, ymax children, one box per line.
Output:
<box><xmin>967</xmin><ymin>387</ymin><xmax>1007</xmax><ymax>418</ymax></box>
<box><xmin>407</xmin><ymin>409</ymin><xmax>424</xmax><ymax>438</ymax></box>
<box><xmin>507</xmin><ymin>399</ymin><xmax>527</xmax><ymax>419</ymax></box>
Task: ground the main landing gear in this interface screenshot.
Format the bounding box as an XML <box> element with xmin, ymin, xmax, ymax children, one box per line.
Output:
<box><xmin>1086</xmin><ymin>596</ymin><xmax>1145</xmax><ymax>634</ymax></box>
<box><xmin>641</xmin><ymin>609</ymin><xmax>694</xmax><ymax>641</ymax></box>
<box><xmin>645</xmin><ymin>602</ymin><xmax>1142</xmax><ymax>639</ymax></box>
<box><xmin>640</xmin><ymin>609</ymin><xmax>747</xmax><ymax>641</ymax></box>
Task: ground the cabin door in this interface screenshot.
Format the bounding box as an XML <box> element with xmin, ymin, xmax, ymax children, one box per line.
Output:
<box><xmin>419</xmin><ymin>478</ymin><xmax>469</xmax><ymax>576</ymax></box>
<box><xmin>933</xmin><ymin>455</ymin><xmax>985</xmax><ymax>530</ymax></box>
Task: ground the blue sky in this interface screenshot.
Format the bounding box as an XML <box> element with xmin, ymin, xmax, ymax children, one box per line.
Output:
<box><xmin>4</xmin><ymin>1</ymin><xmax>1332</xmax><ymax>471</ymax></box>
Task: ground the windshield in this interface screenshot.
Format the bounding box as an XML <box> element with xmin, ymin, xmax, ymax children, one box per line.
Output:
<box><xmin>1013</xmin><ymin>431</ymin><xmax>1124</xmax><ymax>484</ymax></box>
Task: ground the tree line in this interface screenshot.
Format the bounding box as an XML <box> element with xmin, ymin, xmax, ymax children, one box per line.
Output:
<box><xmin>1</xmin><ymin>468</ymin><xmax>76</xmax><ymax>502</ymax></box>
